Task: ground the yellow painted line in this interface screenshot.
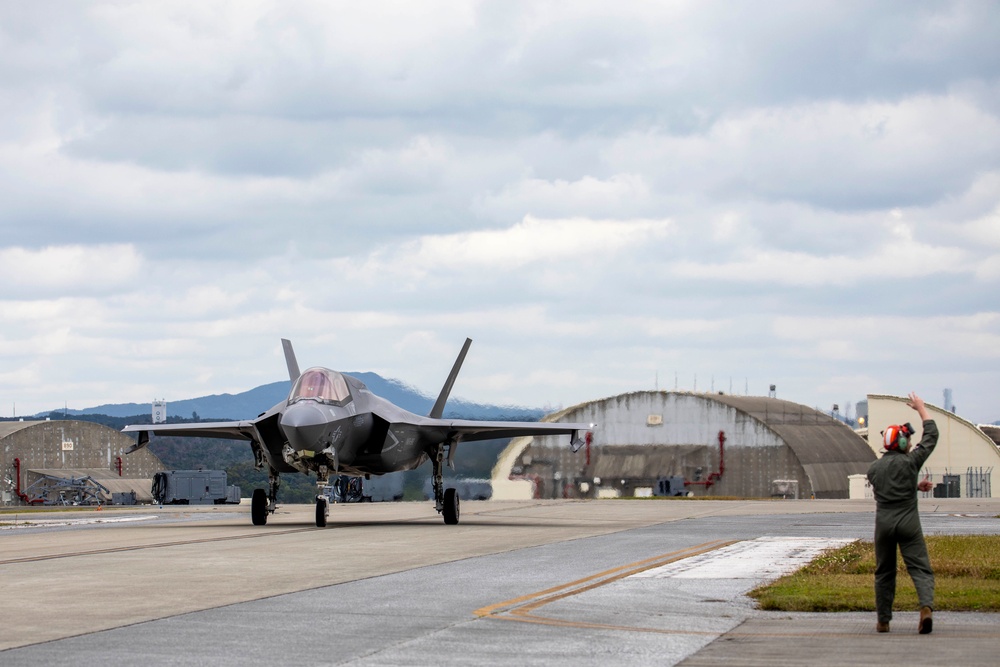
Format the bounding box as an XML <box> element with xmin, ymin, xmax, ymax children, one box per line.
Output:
<box><xmin>473</xmin><ymin>539</ymin><xmax>735</xmax><ymax>620</ymax></box>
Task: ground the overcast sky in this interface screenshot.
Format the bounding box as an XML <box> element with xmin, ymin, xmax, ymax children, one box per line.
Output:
<box><xmin>1</xmin><ymin>1</ymin><xmax>998</xmax><ymax>423</ymax></box>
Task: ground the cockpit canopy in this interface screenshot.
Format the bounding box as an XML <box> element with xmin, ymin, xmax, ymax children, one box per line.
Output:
<box><xmin>288</xmin><ymin>368</ymin><xmax>352</xmax><ymax>406</ymax></box>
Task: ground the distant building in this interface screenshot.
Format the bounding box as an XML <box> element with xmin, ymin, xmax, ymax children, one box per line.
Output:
<box><xmin>152</xmin><ymin>399</ymin><xmax>167</xmax><ymax>424</ymax></box>
<box><xmin>492</xmin><ymin>391</ymin><xmax>874</xmax><ymax>501</ymax></box>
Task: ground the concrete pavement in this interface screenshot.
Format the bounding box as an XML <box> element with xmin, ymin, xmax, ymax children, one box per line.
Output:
<box><xmin>2</xmin><ymin>498</ymin><xmax>998</xmax><ymax>665</ymax></box>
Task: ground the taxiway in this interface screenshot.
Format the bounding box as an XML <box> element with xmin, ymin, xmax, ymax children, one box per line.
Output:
<box><xmin>2</xmin><ymin>498</ymin><xmax>999</xmax><ymax>665</ymax></box>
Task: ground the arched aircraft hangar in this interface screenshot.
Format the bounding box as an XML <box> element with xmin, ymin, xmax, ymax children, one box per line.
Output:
<box><xmin>492</xmin><ymin>391</ymin><xmax>875</xmax><ymax>500</ymax></box>
<box><xmin>861</xmin><ymin>394</ymin><xmax>1000</xmax><ymax>498</ymax></box>
<box><xmin>1</xmin><ymin>420</ymin><xmax>164</xmax><ymax>505</ymax></box>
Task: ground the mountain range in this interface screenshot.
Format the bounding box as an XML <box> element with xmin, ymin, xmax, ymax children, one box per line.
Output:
<box><xmin>44</xmin><ymin>372</ymin><xmax>546</xmax><ymax>422</ymax></box>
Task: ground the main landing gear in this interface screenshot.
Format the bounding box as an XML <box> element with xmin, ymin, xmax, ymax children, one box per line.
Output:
<box><xmin>432</xmin><ymin>443</ymin><xmax>460</xmax><ymax>525</ymax></box>
<box><xmin>251</xmin><ymin>466</ymin><xmax>281</xmax><ymax>526</ymax></box>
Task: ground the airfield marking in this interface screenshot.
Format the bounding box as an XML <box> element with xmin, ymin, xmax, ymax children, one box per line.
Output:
<box><xmin>0</xmin><ymin>526</ymin><xmax>319</xmax><ymax>566</ymax></box>
<box><xmin>473</xmin><ymin>537</ymin><xmax>877</xmax><ymax>638</ymax></box>
<box><xmin>473</xmin><ymin>539</ymin><xmax>734</xmax><ymax>620</ymax></box>
<box><xmin>0</xmin><ymin>514</ymin><xmax>159</xmax><ymax>531</ymax></box>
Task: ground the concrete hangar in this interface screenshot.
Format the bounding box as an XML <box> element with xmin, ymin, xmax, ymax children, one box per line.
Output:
<box><xmin>1</xmin><ymin>419</ymin><xmax>164</xmax><ymax>506</ymax></box>
<box><xmin>491</xmin><ymin>391</ymin><xmax>875</xmax><ymax>500</ymax></box>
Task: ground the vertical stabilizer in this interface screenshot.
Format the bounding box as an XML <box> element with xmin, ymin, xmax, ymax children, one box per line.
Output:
<box><xmin>281</xmin><ymin>339</ymin><xmax>301</xmax><ymax>383</ymax></box>
<box><xmin>429</xmin><ymin>338</ymin><xmax>472</xmax><ymax>419</ymax></box>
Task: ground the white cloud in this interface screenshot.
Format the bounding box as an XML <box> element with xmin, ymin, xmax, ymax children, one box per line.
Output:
<box><xmin>0</xmin><ymin>3</ymin><xmax>998</xmax><ymax>423</ymax></box>
<box><xmin>473</xmin><ymin>173</ymin><xmax>650</xmax><ymax>221</ymax></box>
<box><xmin>347</xmin><ymin>215</ymin><xmax>673</xmax><ymax>284</ymax></box>
<box><xmin>671</xmin><ymin>219</ymin><xmax>971</xmax><ymax>287</ymax></box>
<box><xmin>0</xmin><ymin>244</ymin><xmax>141</xmax><ymax>296</ymax></box>
<box><xmin>607</xmin><ymin>96</ymin><xmax>1000</xmax><ymax>208</ymax></box>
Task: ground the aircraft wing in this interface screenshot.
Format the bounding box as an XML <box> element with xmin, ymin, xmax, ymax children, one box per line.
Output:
<box><xmin>122</xmin><ymin>421</ymin><xmax>256</xmax><ymax>453</ymax></box>
<box><xmin>446</xmin><ymin>419</ymin><xmax>593</xmax><ymax>446</ymax></box>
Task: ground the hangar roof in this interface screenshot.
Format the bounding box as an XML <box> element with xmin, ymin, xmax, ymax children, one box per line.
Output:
<box><xmin>0</xmin><ymin>421</ymin><xmax>42</xmax><ymax>439</ymax></box>
<box><xmin>707</xmin><ymin>395</ymin><xmax>875</xmax><ymax>495</ymax></box>
<box><xmin>980</xmin><ymin>424</ymin><xmax>1000</xmax><ymax>448</ymax></box>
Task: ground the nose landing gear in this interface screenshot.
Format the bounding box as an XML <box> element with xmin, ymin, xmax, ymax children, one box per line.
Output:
<box><xmin>315</xmin><ymin>464</ymin><xmax>331</xmax><ymax>528</ymax></box>
<box><xmin>316</xmin><ymin>496</ymin><xmax>329</xmax><ymax>527</ymax></box>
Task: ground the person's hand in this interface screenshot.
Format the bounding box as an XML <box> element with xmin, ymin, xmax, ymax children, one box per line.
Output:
<box><xmin>918</xmin><ymin>479</ymin><xmax>933</xmax><ymax>492</ymax></box>
<box><xmin>907</xmin><ymin>392</ymin><xmax>931</xmax><ymax>421</ymax></box>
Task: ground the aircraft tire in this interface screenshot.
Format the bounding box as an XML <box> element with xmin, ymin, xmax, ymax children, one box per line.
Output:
<box><xmin>443</xmin><ymin>487</ymin><xmax>460</xmax><ymax>525</ymax></box>
<box><xmin>316</xmin><ymin>497</ymin><xmax>328</xmax><ymax>528</ymax></box>
<box><xmin>251</xmin><ymin>488</ymin><xmax>268</xmax><ymax>526</ymax></box>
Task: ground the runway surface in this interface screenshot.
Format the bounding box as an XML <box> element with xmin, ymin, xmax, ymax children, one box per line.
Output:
<box><xmin>2</xmin><ymin>498</ymin><xmax>999</xmax><ymax>665</ymax></box>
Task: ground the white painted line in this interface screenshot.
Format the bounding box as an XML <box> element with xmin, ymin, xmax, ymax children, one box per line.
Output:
<box><xmin>631</xmin><ymin>536</ymin><xmax>853</xmax><ymax>580</ymax></box>
<box><xmin>0</xmin><ymin>515</ymin><xmax>159</xmax><ymax>530</ymax></box>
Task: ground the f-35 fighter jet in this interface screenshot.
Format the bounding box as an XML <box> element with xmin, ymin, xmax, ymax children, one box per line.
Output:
<box><xmin>123</xmin><ymin>338</ymin><xmax>592</xmax><ymax>527</ymax></box>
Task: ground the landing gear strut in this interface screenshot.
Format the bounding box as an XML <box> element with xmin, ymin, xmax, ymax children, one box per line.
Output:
<box><xmin>432</xmin><ymin>442</ymin><xmax>460</xmax><ymax>525</ymax></box>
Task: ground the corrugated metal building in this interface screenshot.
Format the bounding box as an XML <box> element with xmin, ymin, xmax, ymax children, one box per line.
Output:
<box><xmin>492</xmin><ymin>391</ymin><xmax>874</xmax><ymax>500</ymax></box>
<box><xmin>1</xmin><ymin>420</ymin><xmax>164</xmax><ymax>505</ymax></box>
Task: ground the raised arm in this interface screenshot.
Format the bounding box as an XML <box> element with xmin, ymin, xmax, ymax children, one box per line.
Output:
<box><xmin>906</xmin><ymin>392</ymin><xmax>931</xmax><ymax>422</ymax></box>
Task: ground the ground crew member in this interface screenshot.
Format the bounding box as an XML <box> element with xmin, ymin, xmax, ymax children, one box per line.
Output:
<box><xmin>866</xmin><ymin>392</ymin><xmax>937</xmax><ymax>634</ymax></box>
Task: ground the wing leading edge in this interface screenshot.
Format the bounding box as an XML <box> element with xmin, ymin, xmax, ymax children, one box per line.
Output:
<box><xmin>121</xmin><ymin>421</ymin><xmax>256</xmax><ymax>453</ymax></box>
<box><xmin>446</xmin><ymin>419</ymin><xmax>593</xmax><ymax>450</ymax></box>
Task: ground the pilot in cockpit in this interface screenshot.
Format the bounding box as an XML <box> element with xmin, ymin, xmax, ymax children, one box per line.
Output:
<box><xmin>298</xmin><ymin>370</ymin><xmax>331</xmax><ymax>400</ymax></box>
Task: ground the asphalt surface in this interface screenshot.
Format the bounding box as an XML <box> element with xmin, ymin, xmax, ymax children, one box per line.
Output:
<box><xmin>2</xmin><ymin>498</ymin><xmax>998</xmax><ymax>666</ymax></box>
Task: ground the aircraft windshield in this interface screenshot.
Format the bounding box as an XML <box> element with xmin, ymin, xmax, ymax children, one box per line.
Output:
<box><xmin>289</xmin><ymin>368</ymin><xmax>351</xmax><ymax>405</ymax></box>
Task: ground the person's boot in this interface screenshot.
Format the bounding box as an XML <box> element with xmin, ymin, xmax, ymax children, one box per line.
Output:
<box><xmin>876</xmin><ymin>620</ymin><xmax>890</xmax><ymax>633</ymax></box>
<box><xmin>919</xmin><ymin>606</ymin><xmax>933</xmax><ymax>634</ymax></box>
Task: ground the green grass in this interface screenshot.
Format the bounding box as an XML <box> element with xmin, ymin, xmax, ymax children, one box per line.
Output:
<box><xmin>619</xmin><ymin>495</ymin><xmax>776</xmax><ymax>501</ymax></box>
<box><xmin>749</xmin><ymin>535</ymin><xmax>1000</xmax><ymax>612</ymax></box>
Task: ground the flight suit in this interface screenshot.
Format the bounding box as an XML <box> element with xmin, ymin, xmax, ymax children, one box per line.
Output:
<box><xmin>866</xmin><ymin>419</ymin><xmax>938</xmax><ymax>624</ymax></box>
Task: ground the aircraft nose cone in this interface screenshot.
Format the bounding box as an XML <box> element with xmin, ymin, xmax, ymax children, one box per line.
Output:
<box><xmin>280</xmin><ymin>402</ymin><xmax>329</xmax><ymax>451</ymax></box>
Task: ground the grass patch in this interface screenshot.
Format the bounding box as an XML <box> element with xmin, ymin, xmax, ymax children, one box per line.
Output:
<box><xmin>749</xmin><ymin>535</ymin><xmax>1000</xmax><ymax>612</ymax></box>
<box><xmin>618</xmin><ymin>496</ymin><xmax>775</xmax><ymax>501</ymax></box>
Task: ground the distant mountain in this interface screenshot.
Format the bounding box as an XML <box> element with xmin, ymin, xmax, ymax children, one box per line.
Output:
<box><xmin>43</xmin><ymin>372</ymin><xmax>545</xmax><ymax>422</ymax></box>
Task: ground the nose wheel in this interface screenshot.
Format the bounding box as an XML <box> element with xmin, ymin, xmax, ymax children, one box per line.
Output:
<box><xmin>316</xmin><ymin>496</ymin><xmax>329</xmax><ymax>527</ymax></box>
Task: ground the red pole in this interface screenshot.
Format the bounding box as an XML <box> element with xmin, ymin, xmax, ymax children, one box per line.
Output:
<box><xmin>684</xmin><ymin>430</ymin><xmax>726</xmax><ymax>488</ymax></box>
<box><xmin>717</xmin><ymin>430</ymin><xmax>726</xmax><ymax>478</ymax></box>
<box><xmin>13</xmin><ymin>458</ymin><xmax>43</xmax><ymax>505</ymax></box>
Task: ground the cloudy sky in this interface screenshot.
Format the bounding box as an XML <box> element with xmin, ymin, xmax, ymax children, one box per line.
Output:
<box><xmin>1</xmin><ymin>1</ymin><xmax>998</xmax><ymax>423</ymax></box>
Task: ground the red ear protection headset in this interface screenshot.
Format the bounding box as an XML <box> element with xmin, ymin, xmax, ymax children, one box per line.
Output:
<box><xmin>882</xmin><ymin>422</ymin><xmax>915</xmax><ymax>451</ymax></box>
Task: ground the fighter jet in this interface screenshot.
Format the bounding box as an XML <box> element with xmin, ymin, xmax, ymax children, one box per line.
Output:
<box><xmin>123</xmin><ymin>338</ymin><xmax>592</xmax><ymax>527</ymax></box>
